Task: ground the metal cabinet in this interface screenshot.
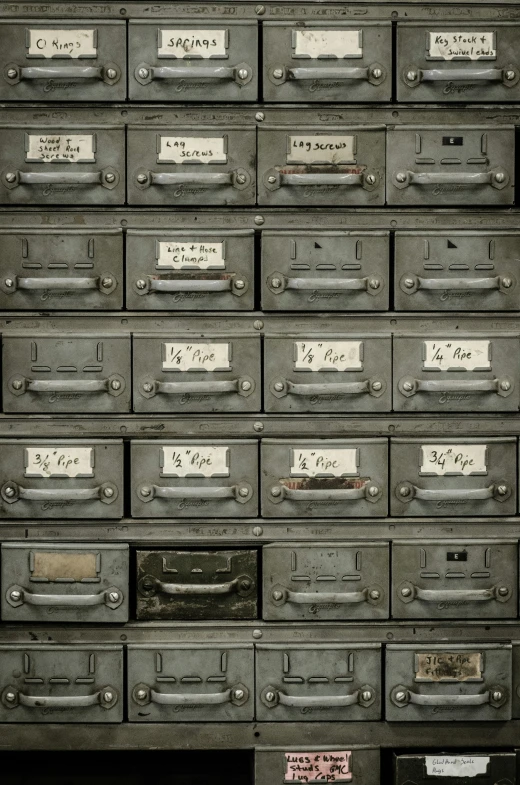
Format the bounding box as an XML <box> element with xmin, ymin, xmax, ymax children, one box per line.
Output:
<box><xmin>387</xmin><ymin>125</ymin><xmax>515</xmax><ymax>206</ymax></box>
<box><xmin>136</xmin><ymin>549</ymin><xmax>258</xmax><ymax>620</ymax></box>
<box><xmin>391</xmin><ymin>539</ymin><xmax>518</xmax><ymax>620</ymax></box>
<box><xmin>262</xmin><ymin>542</ymin><xmax>390</xmax><ymax>622</ymax></box>
<box><xmin>0</xmin><ymin>227</ymin><xmax>122</xmax><ymax>310</ymax></box>
<box><xmin>0</xmin><ymin>439</ymin><xmax>124</xmax><ymax>520</ymax></box>
<box><xmin>128</xmin><ymin>644</ymin><xmax>254</xmax><ymax>722</ymax></box>
<box><xmin>126</xmin><ymin>228</ymin><xmax>254</xmax><ymax>311</ymax></box>
<box><xmin>256</xmin><ymin>746</ymin><xmax>381</xmax><ymax>785</ymax></box>
<box><xmin>386</xmin><ymin>643</ymin><xmax>512</xmax><ymax>722</ymax></box>
<box><xmin>132</xmin><ymin>334</ymin><xmax>261</xmax><ymax>414</ymax></box>
<box><xmin>256</xmin><ymin>643</ymin><xmax>381</xmax><ymax>722</ymax></box>
<box><xmin>261</xmin><ymin>438</ymin><xmax>388</xmax><ymax>518</ymax></box>
<box><xmin>131</xmin><ymin>439</ymin><xmax>258</xmax><ymax>518</ymax></box>
<box><xmin>2</xmin><ymin>335</ymin><xmax>131</xmax><ymax>414</ymax></box>
<box><xmin>397</xmin><ymin>23</ymin><xmax>520</xmax><ymax>103</ymax></box>
<box><xmin>0</xmin><ymin>645</ymin><xmax>123</xmax><ymax>723</ymax></box>
<box><xmin>264</xmin><ymin>333</ymin><xmax>391</xmax><ymax>413</ymax></box>
<box><xmin>263</xmin><ymin>22</ymin><xmax>391</xmax><ymax>103</ymax></box>
<box><xmin>390</xmin><ymin>437</ymin><xmax>517</xmax><ymax>517</ymax></box>
<box><xmin>261</xmin><ymin>230</ymin><xmax>389</xmax><ymax>311</ymax></box>
<box><xmin>258</xmin><ymin>125</ymin><xmax>385</xmax><ymax>206</ymax></box>
<box><xmin>394</xmin><ymin>752</ymin><xmax>516</xmax><ymax>784</ymax></box>
<box><xmin>394</xmin><ymin>230</ymin><xmax>520</xmax><ymax>312</ymax></box>
<box><xmin>393</xmin><ymin>335</ymin><xmax>520</xmax><ymax>412</ymax></box>
<box><xmin>127</xmin><ymin>125</ymin><xmax>256</xmax><ymax>206</ymax></box>
<box><xmin>0</xmin><ymin>125</ymin><xmax>125</xmax><ymax>205</ymax></box>
<box><xmin>1</xmin><ymin>543</ymin><xmax>129</xmax><ymax>623</ymax></box>
<box><xmin>129</xmin><ymin>20</ymin><xmax>258</xmax><ymax>102</ymax></box>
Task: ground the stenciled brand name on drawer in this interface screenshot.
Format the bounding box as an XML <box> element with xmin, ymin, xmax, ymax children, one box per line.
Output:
<box><xmin>290</xmin><ymin>448</ymin><xmax>359</xmax><ymax>477</ymax></box>
<box><xmin>157</xmin><ymin>136</ymin><xmax>227</xmax><ymax>164</ymax></box>
<box><xmin>24</xmin><ymin>447</ymin><xmax>94</xmax><ymax>478</ymax></box>
<box><xmin>293</xmin><ymin>29</ymin><xmax>362</xmax><ymax>59</ymax></box>
<box><xmin>284</xmin><ymin>751</ymin><xmax>352</xmax><ymax>783</ymax></box>
<box><xmin>26</xmin><ymin>29</ymin><xmax>97</xmax><ymax>59</ymax></box>
<box><xmin>425</xmin><ymin>756</ymin><xmax>490</xmax><ymax>778</ymax></box>
<box><xmin>26</xmin><ymin>134</ymin><xmax>95</xmax><ymax>163</ymax></box>
<box><xmin>287</xmin><ymin>135</ymin><xmax>355</xmax><ymax>165</ymax></box>
<box><xmin>420</xmin><ymin>444</ymin><xmax>487</xmax><ymax>475</ymax></box>
<box><xmin>162</xmin><ymin>342</ymin><xmax>231</xmax><ymax>372</ymax></box>
<box><xmin>157</xmin><ymin>29</ymin><xmax>228</xmax><ymax>58</ymax></box>
<box><xmin>428</xmin><ymin>32</ymin><xmax>496</xmax><ymax>60</ymax></box>
<box><xmin>422</xmin><ymin>340</ymin><xmax>491</xmax><ymax>371</ymax></box>
<box><xmin>294</xmin><ymin>340</ymin><xmax>362</xmax><ymax>372</ymax></box>
<box><xmin>160</xmin><ymin>445</ymin><xmax>230</xmax><ymax>477</ymax></box>
<box><xmin>415</xmin><ymin>651</ymin><xmax>483</xmax><ymax>682</ymax></box>
<box><xmin>156</xmin><ymin>240</ymin><xmax>225</xmax><ymax>269</ymax></box>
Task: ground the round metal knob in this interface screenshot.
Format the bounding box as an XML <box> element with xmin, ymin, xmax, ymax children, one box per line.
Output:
<box><xmin>395</xmin><ymin>691</ymin><xmax>407</xmax><ymax>703</ymax></box>
<box><xmin>365</xmin><ymin>174</ymin><xmax>376</xmax><ymax>186</ymax></box>
<box><xmin>273</xmin><ymin>382</ymin><xmax>285</xmax><ymax>392</ymax></box>
<box><xmin>106</xmin><ymin>68</ymin><xmax>117</xmax><ymax>80</ymax></box>
<box><xmin>497</xmin><ymin>484</ymin><xmax>508</xmax><ymax>496</ymax></box>
<box><xmin>369</xmin><ymin>278</ymin><xmax>380</xmax><ymax>289</ymax></box>
<box><xmin>401</xmin><ymin>587</ymin><xmax>412</xmax><ymax>597</ymax></box>
<box><xmin>502</xmin><ymin>277</ymin><xmax>513</xmax><ymax>289</ymax></box>
<box><xmin>10</xmin><ymin>590</ymin><xmax>21</xmax><ymax>602</ymax></box>
<box><xmin>264</xmin><ymin>691</ymin><xmax>276</xmax><ymax>702</ymax></box>
<box><xmin>5</xmin><ymin>173</ymin><xmax>16</xmax><ymax>183</ymax></box>
<box><xmin>267</xmin><ymin>175</ymin><xmax>277</xmax><ymax>184</ymax></box>
<box><xmin>110</xmin><ymin>379</ymin><xmax>121</xmax><ymax>391</ymax></box>
<box><xmin>371</xmin><ymin>381</ymin><xmax>382</xmax><ymax>392</ymax></box>
<box><xmin>505</xmin><ymin>70</ymin><xmax>516</xmax><ymax>81</ymax></box>
<box><xmin>103</xmin><ymin>487</ymin><xmax>115</xmax><ymax>498</ymax></box>
<box><xmin>140</xmin><ymin>486</ymin><xmax>152</xmax><ymax>497</ymax></box>
<box><xmin>108</xmin><ymin>592</ymin><xmax>120</xmax><ymax>603</ymax></box>
<box><xmin>4</xmin><ymin>486</ymin><xmax>16</xmax><ymax>498</ymax></box>
<box><xmin>255</xmin><ymin>112</ymin><xmax>265</xmax><ymax>122</ymax></box>
<box><xmin>498</xmin><ymin>586</ymin><xmax>509</xmax><ymax>596</ymax></box>
<box><xmin>4</xmin><ymin>692</ymin><xmax>16</xmax><ymax>703</ymax></box>
<box><xmin>238</xmin><ymin>486</ymin><xmax>249</xmax><ymax>498</ymax></box>
<box><xmin>403</xmin><ymin>278</ymin><xmax>415</xmax><ymax>289</ymax></box>
<box><xmin>361</xmin><ymin>690</ymin><xmax>372</xmax><ymax>702</ymax></box>
<box><xmin>406</xmin><ymin>70</ymin><xmax>418</xmax><ymax>81</ymax></box>
<box><xmin>369</xmin><ymin>590</ymin><xmax>380</xmax><ymax>600</ymax></box>
<box><xmin>6</xmin><ymin>68</ymin><xmax>17</xmax><ymax>79</ymax></box>
<box><xmin>273</xmin><ymin>68</ymin><xmax>284</xmax><ymax>79</ymax></box>
<box><xmin>233</xmin><ymin>688</ymin><xmax>245</xmax><ymax>700</ymax></box>
<box><xmin>142</xmin><ymin>382</ymin><xmax>153</xmax><ymax>393</ymax></box>
<box><xmin>270</xmin><ymin>277</ymin><xmax>282</xmax><ymax>289</ymax></box>
<box><xmin>136</xmin><ymin>279</ymin><xmax>147</xmax><ymax>290</ymax></box>
<box><xmin>237</xmin><ymin>69</ymin><xmax>249</xmax><ymax>80</ymax></box>
<box><xmin>136</xmin><ymin>689</ymin><xmax>147</xmax><ymax>700</ymax></box>
<box><xmin>402</xmin><ymin>381</ymin><xmax>414</xmax><ymax>392</ymax></box>
<box><xmin>399</xmin><ymin>485</ymin><xmax>411</xmax><ymax>497</ymax></box>
<box><xmin>234</xmin><ymin>279</ymin><xmax>245</xmax><ymax>290</ymax></box>
<box><xmin>272</xmin><ymin>590</ymin><xmax>283</xmax><ymax>601</ymax></box>
<box><xmin>495</xmin><ymin>172</ymin><xmax>506</xmax><ymax>183</ymax></box>
<box><xmin>241</xmin><ymin>380</ymin><xmax>252</xmax><ymax>391</ymax></box>
<box><xmin>371</xmin><ymin>68</ymin><xmax>382</xmax><ymax>79</ymax></box>
<box><xmin>500</xmin><ymin>380</ymin><xmax>511</xmax><ymax>391</ymax></box>
<box><xmin>104</xmin><ymin>173</ymin><xmax>115</xmax><ymax>184</ymax></box>
<box><xmin>367</xmin><ymin>486</ymin><xmax>379</xmax><ymax>497</ymax></box>
<box><xmin>101</xmin><ymin>277</ymin><xmax>113</xmax><ymax>288</ymax></box>
<box><xmin>103</xmin><ymin>691</ymin><xmax>114</xmax><ymax>703</ymax></box>
<box><xmin>236</xmin><ymin>173</ymin><xmax>246</xmax><ymax>184</ymax></box>
<box><xmin>136</xmin><ymin>173</ymin><xmax>148</xmax><ymax>184</ymax></box>
<box><xmin>396</xmin><ymin>172</ymin><xmax>407</xmax><ymax>183</ymax></box>
<box><xmin>270</xmin><ymin>485</ymin><xmax>282</xmax><ymax>497</ymax></box>
<box><xmin>138</xmin><ymin>67</ymin><xmax>150</xmax><ymax>79</ymax></box>
<box><xmin>492</xmin><ymin>690</ymin><xmax>503</xmax><ymax>701</ymax></box>
<box><xmin>4</xmin><ymin>278</ymin><xmax>14</xmax><ymax>288</ymax></box>
<box><xmin>11</xmin><ymin>380</ymin><xmax>23</xmax><ymax>390</ymax></box>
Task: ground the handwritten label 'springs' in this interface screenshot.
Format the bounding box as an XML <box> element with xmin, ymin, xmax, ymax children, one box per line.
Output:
<box><xmin>294</xmin><ymin>341</ymin><xmax>362</xmax><ymax>372</ymax></box>
<box><xmin>24</xmin><ymin>447</ymin><xmax>93</xmax><ymax>478</ymax></box>
<box><xmin>287</xmin><ymin>135</ymin><xmax>355</xmax><ymax>165</ymax></box>
<box><xmin>162</xmin><ymin>342</ymin><xmax>231</xmax><ymax>372</ymax></box>
<box><xmin>422</xmin><ymin>340</ymin><xmax>491</xmax><ymax>371</ymax></box>
<box><xmin>26</xmin><ymin>134</ymin><xmax>95</xmax><ymax>163</ymax></box>
<box><xmin>284</xmin><ymin>751</ymin><xmax>352</xmax><ymax>783</ymax></box>
<box><xmin>157</xmin><ymin>240</ymin><xmax>225</xmax><ymax>269</ymax></box>
<box><xmin>428</xmin><ymin>32</ymin><xmax>496</xmax><ymax>60</ymax></box>
<box><xmin>27</xmin><ymin>29</ymin><xmax>97</xmax><ymax>59</ymax></box>
<box><xmin>291</xmin><ymin>448</ymin><xmax>358</xmax><ymax>478</ymax></box>
<box><xmin>161</xmin><ymin>445</ymin><xmax>229</xmax><ymax>477</ymax></box>
<box><xmin>158</xmin><ymin>136</ymin><xmax>227</xmax><ymax>164</ymax></box>
<box><xmin>158</xmin><ymin>29</ymin><xmax>228</xmax><ymax>58</ymax></box>
<box><xmin>420</xmin><ymin>444</ymin><xmax>487</xmax><ymax>476</ymax></box>
<box><xmin>293</xmin><ymin>29</ymin><xmax>362</xmax><ymax>59</ymax></box>
<box><xmin>415</xmin><ymin>651</ymin><xmax>482</xmax><ymax>682</ymax></box>
<box><xmin>425</xmin><ymin>756</ymin><xmax>490</xmax><ymax>778</ymax></box>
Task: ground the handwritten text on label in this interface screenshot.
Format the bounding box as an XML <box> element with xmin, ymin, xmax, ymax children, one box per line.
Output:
<box><xmin>162</xmin><ymin>342</ymin><xmax>231</xmax><ymax>372</ymax></box>
<box><xmin>415</xmin><ymin>652</ymin><xmax>482</xmax><ymax>682</ymax></box>
<box><xmin>27</xmin><ymin>29</ymin><xmax>97</xmax><ymax>59</ymax></box>
<box><xmin>420</xmin><ymin>444</ymin><xmax>487</xmax><ymax>475</ymax></box>
<box><xmin>293</xmin><ymin>29</ymin><xmax>362</xmax><ymax>59</ymax></box>
<box><xmin>423</xmin><ymin>340</ymin><xmax>490</xmax><ymax>371</ymax></box>
<box><xmin>425</xmin><ymin>756</ymin><xmax>490</xmax><ymax>778</ymax></box>
<box><xmin>157</xmin><ymin>240</ymin><xmax>225</xmax><ymax>269</ymax></box>
<box><xmin>26</xmin><ymin>134</ymin><xmax>95</xmax><ymax>163</ymax></box>
<box><xmin>291</xmin><ymin>448</ymin><xmax>359</xmax><ymax>477</ymax></box>
<box><xmin>158</xmin><ymin>136</ymin><xmax>227</xmax><ymax>164</ymax></box>
<box><xmin>294</xmin><ymin>341</ymin><xmax>362</xmax><ymax>372</ymax></box>
<box><xmin>284</xmin><ymin>751</ymin><xmax>352</xmax><ymax>783</ymax></box>
<box><xmin>428</xmin><ymin>32</ymin><xmax>496</xmax><ymax>60</ymax></box>
<box><xmin>161</xmin><ymin>446</ymin><xmax>229</xmax><ymax>477</ymax></box>
<box><xmin>158</xmin><ymin>29</ymin><xmax>227</xmax><ymax>58</ymax></box>
<box><xmin>288</xmin><ymin>135</ymin><xmax>355</xmax><ymax>165</ymax></box>
<box><xmin>25</xmin><ymin>447</ymin><xmax>93</xmax><ymax>478</ymax></box>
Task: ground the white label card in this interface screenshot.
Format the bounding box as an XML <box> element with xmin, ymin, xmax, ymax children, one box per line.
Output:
<box><xmin>293</xmin><ymin>29</ymin><xmax>362</xmax><ymax>59</ymax></box>
<box><xmin>24</xmin><ymin>447</ymin><xmax>94</xmax><ymax>478</ymax></box>
<box><xmin>420</xmin><ymin>444</ymin><xmax>487</xmax><ymax>475</ymax></box>
<box><xmin>294</xmin><ymin>341</ymin><xmax>362</xmax><ymax>372</ymax></box>
<box><xmin>425</xmin><ymin>756</ymin><xmax>490</xmax><ymax>778</ymax></box>
<box><xmin>158</xmin><ymin>136</ymin><xmax>227</xmax><ymax>164</ymax></box>
<box><xmin>288</xmin><ymin>135</ymin><xmax>355</xmax><ymax>165</ymax></box>
<box><xmin>158</xmin><ymin>29</ymin><xmax>228</xmax><ymax>58</ymax></box>
<box><xmin>291</xmin><ymin>448</ymin><xmax>359</xmax><ymax>477</ymax></box>
<box><xmin>422</xmin><ymin>340</ymin><xmax>491</xmax><ymax>371</ymax></box>
<box><xmin>162</xmin><ymin>342</ymin><xmax>231</xmax><ymax>372</ymax></box>
<box><xmin>428</xmin><ymin>32</ymin><xmax>496</xmax><ymax>60</ymax></box>
<box><xmin>27</xmin><ymin>29</ymin><xmax>97</xmax><ymax>59</ymax></box>
<box><xmin>157</xmin><ymin>240</ymin><xmax>225</xmax><ymax>269</ymax></box>
<box><xmin>161</xmin><ymin>446</ymin><xmax>229</xmax><ymax>477</ymax></box>
<box><xmin>26</xmin><ymin>134</ymin><xmax>95</xmax><ymax>163</ymax></box>
<box><xmin>284</xmin><ymin>751</ymin><xmax>352</xmax><ymax>783</ymax></box>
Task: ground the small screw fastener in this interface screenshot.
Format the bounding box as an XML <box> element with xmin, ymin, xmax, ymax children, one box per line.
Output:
<box><xmin>5</xmin><ymin>173</ymin><xmax>16</xmax><ymax>183</ymax></box>
<box><xmin>371</xmin><ymin>68</ymin><xmax>383</xmax><ymax>79</ymax></box>
<box><xmin>253</xmin><ymin>320</ymin><xmax>264</xmax><ymax>330</ymax></box>
<box><xmin>142</xmin><ymin>382</ymin><xmax>153</xmax><ymax>393</ymax></box>
<box><xmin>4</xmin><ymin>278</ymin><xmax>14</xmax><ymax>288</ymax></box>
<box><xmin>498</xmin><ymin>586</ymin><xmax>509</xmax><ymax>596</ymax></box>
<box><xmin>505</xmin><ymin>70</ymin><xmax>516</xmax><ymax>81</ymax></box>
<box><xmin>240</xmin><ymin>580</ymin><xmax>251</xmax><ymax>591</ymax></box>
<box><xmin>500</xmin><ymin>380</ymin><xmax>511</xmax><ymax>391</ymax></box>
<box><xmin>369</xmin><ymin>590</ymin><xmax>380</xmax><ymax>600</ymax></box>
<box><xmin>241</xmin><ymin>380</ymin><xmax>252</xmax><ymax>392</ymax></box>
<box><xmin>361</xmin><ymin>690</ymin><xmax>372</xmax><ymax>702</ymax></box>
<box><xmin>401</xmin><ymin>587</ymin><xmax>412</xmax><ymax>597</ymax></box>
<box><xmin>406</xmin><ymin>70</ymin><xmax>418</xmax><ymax>81</ymax></box>
<box><xmin>103</xmin><ymin>691</ymin><xmax>114</xmax><ymax>703</ymax></box>
<box><xmin>236</xmin><ymin>173</ymin><xmax>247</xmax><ymax>185</ymax></box>
<box><xmin>4</xmin><ymin>692</ymin><xmax>16</xmax><ymax>703</ymax></box>
<box><xmin>271</xmin><ymin>486</ymin><xmax>282</xmax><ymax>497</ymax></box>
<box><xmin>395</xmin><ymin>691</ymin><xmax>407</xmax><ymax>703</ymax></box>
<box><xmin>11</xmin><ymin>380</ymin><xmax>23</xmax><ymax>390</ymax></box>
<box><xmin>238</xmin><ymin>486</ymin><xmax>249</xmax><ymax>498</ymax></box>
<box><xmin>253</xmin><ymin>422</ymin><xmax>264</xmax><ymax>432</ymax></box>
<box><xmin>106</xmin><ymin>68</ymin><xmax>117</xmax><ymax>80</ymax></box>
<box><xmin>403</xmin><ymin>278</ymin><xmax>415</xmax><ymax>288</ymax></box>
<box><xmin>365</xmin><ymin>174</ymin><xmax>376</xmax><ymax>186</ymax></box>
<box><xmin>402</xmin><ymin>381</ymin><xmax>414</xmax><ymax>392</ymax></box>
<box><xmin>140</xmin><ymin>486</ymin><xmax>152</xmax><ymax>497</ymax></box>
<box><xmin>6</xmin><ymin>68</ymin><xmax>17</xmax><ymax>79</ymax></box>
<box><xmin>104</xmin><ymin>173</ymin><xmax>115</xmax><ymax>184</ymax></box>
<box><xmin>367</xmin><ymin>486</ymin><xmax>379</xmax><ymax>497</ymax></box>
<box><xmin>369</xmin><ymin>278</ymin><xmax>380</xmax><ymax>289</ymax></box>
<box><xmin>4</xmin><ymin>486</ymin><xmax>16</xmax><ymax>498</ymax></box>
<box><xmin>254</xmin><ymin>215</ymin><xmax>265</xmax><ymax>225</ymax></box>
<box><xmin>497</xmin><ymin>484</ymin><xmax>508</xmax><ymax>496</ymax></box>
<box><xmin>273</xmin><ymin>381</ymin><xmax>285</xmax><ymax>392</ymax></box>
<box><xmin>273</xmin><ymin>68</ymin><xmax>284</xmax><ymax>79</ymax></box>
<box><xmin>492</xmin><ymin>690</ymin><xmax>503</xmax><ymax>702</ymax></box>
<box><xmin>252</xmin><ymin>629</ymin><xmax>263</xmax><ymax>639</ymax></box>
<box><xmin>103</xmin><ymin>487</ymin><xmax>115</xmax><ymax>498</ymax></box>
<box><xmin>136</xmin><ymin>173</ymin><xmax>148</xmax><ymax>184</ymax></box>
<box><xmin>270</xmin><ymin>277</ymin><xmax>282</xmax><ymax>289</ymax></box>
<box><xmin>138</xmin><ymin>67</ymin><xmax>150</xmax><ymax>79</ymax></box>
<box><xmin>495</xmin><ymin>172</ymin><xmax>506</xmax><ymax>183</ymax></box>
<box><xmin>233</xmin><ymin>688</ymin><xmax>245</xmax><ymax>701</ymax></box>
<box><xmin>272</xmin><ymin>590</ymin><xmax>283</xmax><ymax>601</ymax></box>
<box><xmin>109</xmin><ymin>591</ymin><xmax>120</xmax><ymax>603</ymax></box>
<box><xmin>267</xmin><ymin>175</ymin><xmax>277</xmax><ymax>184</ymax></box>
<box><xmin>399</xmin><ymin>485</ymin><xmax>411</xmax><ymax>497</ymax></box>
<box><xmin>10</xmin><ymin>590</ymin><xmax>21</xmax><ymax>602</ymax></box>
<box><xmin>234</xmin><ymin>279</ymin><xmax>245</xmax><ymax>290</ymax></box>
<box><xmin>102</xmin><ymin>277</ymin><xmax>113</xmax><ymax>288</ymax></box>
<box><xmin>396</xmin><ymin>172</ymin><xmax>407</xmax><ymax>183</ymax></box>
<box><xmin>502</xmin><ymin>277</ymin><xmax>513</xmax><ymax>288</ymax></box>
<box><xmin>136</xmin><ymin>279</ymin><xmax>147</xmax><ymax>290</ymax></box>
<box><xmin>110</xmin><ymin>379</ymin><xmax>121</xmax><ymax>391</ymax></box>
<box><xmin>264</xmin><ymin>691</ymin><xmax>276</xmax><ymax>702</ymax></box>
<box><xmin>136</xmin><ymin>689</ymin><xmax>147</xmax><ymax>700</ymax></box>
<box><xmin>371</xmin><ymin>381</ymin><xmax>382</xmax><ymax>392</ymax></box>
<box><xmin>255</xmin><ymin>112</ymin><xmax>265</xmax><ymax>121</ymax></box>
<box><xmin>237</xmin><ymin>69</ymin><xmax>249</xmax><ymax>80</ymax></box>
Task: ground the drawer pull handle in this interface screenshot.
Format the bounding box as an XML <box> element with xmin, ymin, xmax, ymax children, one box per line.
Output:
<box><xmin>397</xmin><ymin>581</ymin><xmax>511</xmax><ymax>604</ymax></box>
<box><xmin>400</xmin><ymin>274</ymin><xmax>514</xmax><ymax>295</ymax></box>
<box><xmin>2</xmin><ymin>275</ymin><xmax>117</xmax><ymax>295</ymax></box>
<box><xmin>7</xmin><ymin>375</ymin><xmax>125</xmax><ymax>397</ymax></box>
<box><xmin>6</xmin><ymin>584</ymin><xmax>123</xmax><ymax>609</ymax></box>
<box><xmin>269</xmin><ymin>484</ymin><xmax>381</xmax><ymax>503</ymax></box>
<box><xmin>132</xmin><ymin>682</ymin><xmax>249</xmax><ymax>707</ymax></box>
<box><xmin>270</xmin><ymin>585</ymin><xmax>383</xmax><ymax>606</ymax></box>
<box><xmin>391</xmin><ymin>684</ymin><xmax>507</xmax><ymax>709</ymax></box>
<box><xmin>393</xmin><ymin>168</ymin><xmax>509</xmax><ymax>190</ymax></box>
<box><xmin>267</xmin><ymin>272</ymin><xmax>382</xmax><ymax>295</ymax></box>
<box><xmin>396</xmin><ymin>481</ymin><xmax>511</xmax><ymax>503</ymax></box>
<box><xmin>261</xmin><ymin>684</ymin><xmax>375</xmax><ymax>709</ymax></box>
<box><xmin>139</xmin><ymin>377</ymin><xmax>254</xmax><ymax>399</ymax></box>
<box><xmin>2</xmin><ymin>169</ymin><xmax>119</xmax><ymax>190</ymax></box>
<box><xmin>137</xmin><ymin>482</ymin><xmax>252</xmax><ymax>504</ymax></box>
<box><xmin>270</xmin><ymin>378</ymin><xmax>385</xmax><ymax>398</ymax></box>
<box><xmin>135</xmin><ymin>170</ymin><xmax>250</xmax><ymax>190</ymax></box>
<box><xmin>270</xmin><ymin>63</ymin><xmax>385</xmax><ymax>86</ymax></box>
<box><xmin>4</xmin><ymin>63</ymin><xmax>120</xmax><ymax>85</ymax></box>
<box><xmin>138</xmin><ymin>574</ymin><xmax>254</xmax><ymax>597</ymax></box>
<box><xmin>398</xmin><ymin>376</ymin><xmax>513</xmax><ymax>398</ymax></box>
<box><xmin>134</xmin><ymin>62</ymin><xmax>252</xmax><ymax>86</ymax></box>
<box><xmin>134</xmin><ymin>275</ymin><xmax>247</xmax><ymax>296</ymax></box>
<box><xmin>403</xmin><ymin>65</ymin><xmax>518</xmax><ymax>88</ymax></box>
<box><xmin>2</xmin><ymin>685</ymin><xmax>118</xmax><ymax>710</ymax></box>
<box><xmin>265</xmin><ymin>171</ymin><xmax>377</xmax><ymax>191</ymax></box>
<box><xmin>1</xmin><ymin>481</ymin><xmax>118</xmax><ymax>505</ymax></box>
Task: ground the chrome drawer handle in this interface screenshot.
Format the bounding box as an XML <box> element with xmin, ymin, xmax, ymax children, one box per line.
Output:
<box><xmin>139</xmin><ymin>377</ymin><xmax>254</xmax><ymax>398</ymax></box>
<box><xmin>135</xmin><ymin>170</ymin><xmax>250</xmax><ymax>189</ymax></box>
<box><xmin>397</xmin><ymin>581</ymin><xmax>511</xmax><ymax>604</ymax></box>
<box><xmin>404</xmin><ymin>65</ymin><xmax>518</xmax><ymax>87</ymax></box>
<box><xmin>393</xmin><ymin>169</ymin><xmax>509</xmax><ymax>190</ymax></box>
<box><xmin>2</xmin><ymin>274</ymin><xmax>117</xmax><ymax>295</ymax></box>
<box><xmin>6</xmin><ymin>584</ymin><xmax>123</xmax><ymax>609</ymax></box>
<box><xmin>265</xmin><ymin>171</ymin><xmax>378</xmax><ymax>191</ymax></box>
<box><xmin>137</xmin><ymin>482</ymin><xmax>252</xmax><ymax>504</ymax></box>
<box><xmin>138</xmin><ymin>574</ymin><xmax>254</xmax><ymax>597</ymax></box>
<box><xmin>2</xmin><ymin>169</ymin><xmax>119</xmax><ymax>189</ymax></box>
<box><xmin>5</xmin><ymin>63</ymin><xmax>120</xmax><ymax>85</ymax></box>
<box><xmin>2</xmin><ymin>685</ymin><xmax>118</xmax><ymax>710</ymax></box>
<box><xmin>270</xmin><ymin>63</ymin><xmax>385</xmax><ymax>85</ymax></box>
<box><xmin>270</xmin><ymin>585</ymin><xmax>383</xmax><ymax>606</ymax></box>
<box><xmin>261</xmin><ymin>684</ymin><xmax>375</xmax><ymax>709</ymax></box>
<box><xmin>398</xmin><ymin>376</ymin><xmax>513</xmax><ymax>398</ymax></box>
<box><xmin>8</xmin><ymin>375</ymin><xmax>125</xmax><ymax>397</ymax></box>
<box><xmin>135</xmin><ymin>62</ymin><xmax>252</xmax><ymax>86</ymax></box>
<box><xmin>400</xmin><ymin>273</ymin><xmax>514</xmax><ymax>295</ymax></box>
<box><xmin>270</xmin><ymin>378</ymin><xmax>385</xmax><ymax>398</ymax></box>
<box><xmin>269</xmin><ymin>483</ymin><xmax>381</xmax><ymax>503</ymax></box>
<box><xmin>391</xmin><ymin>684</ymin><xmax>507</xmax><ymax>708</ymax></box>
<box><xmin>134</xmin><ymin>275</ymin><xmax>247</xmax><ymax>297</ymax></box>
<box><xmin>1</xmin><ymin>481</ymin><xmax>118</xmax><ymax>505</ymax></box>
<box><xmin>267</xmin><ymin>272</ymin><xmax>382</xmax><ymax>295</ymax></box>
<box><xmin>396</xmin><ymin>481</ymin><xmax>511</xmax><ymax>503</ymax></box>
<box><xmin>132</xmin><ymin>682</ymin><xmax>249</xmax><ymax>707</ymax></box>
